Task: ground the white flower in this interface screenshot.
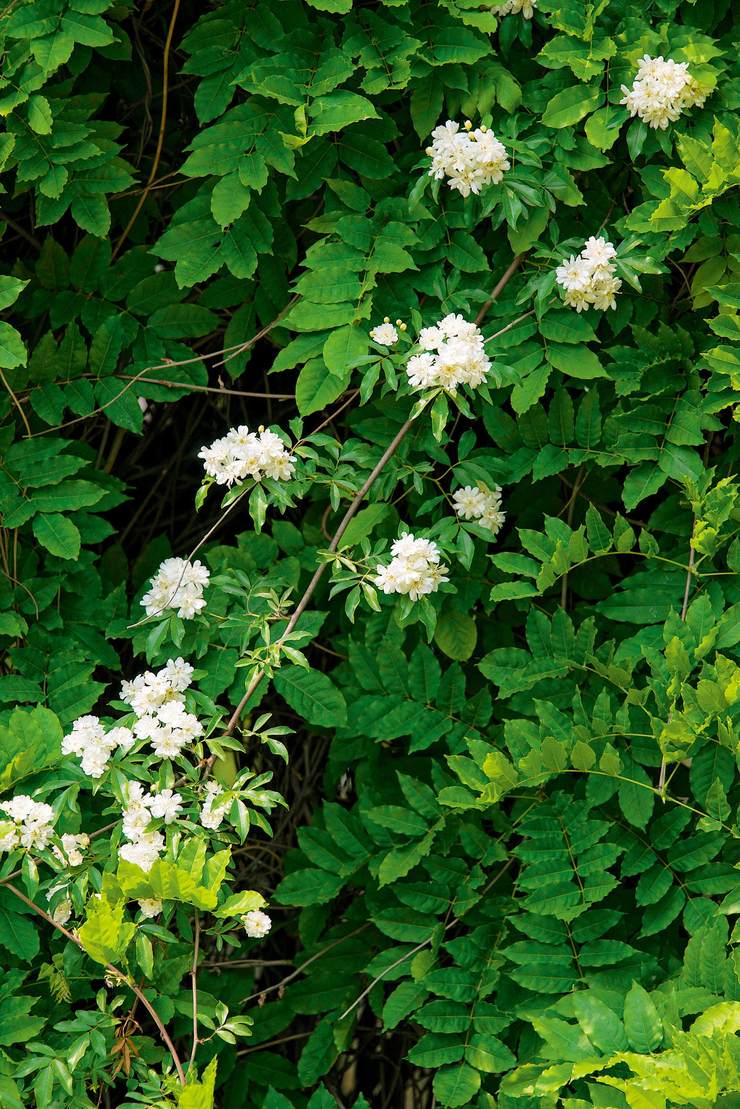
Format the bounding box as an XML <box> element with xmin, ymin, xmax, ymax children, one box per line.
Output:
<box><xmin>52</xmin><ymin>899</ymin><xmax>73</xmax><ymax>926</ymax></box>
<box><xmin>375</xmin><ymin>533</ymin><xmax>449</xmax><ymax>602</ymax></box>
<box><xmin>620</xmin><ymin>55</ymin><xmax>706</xmax><ymax>130</ymax></box>
<box><xmin>148</xmin><ymin>789</ymin><xmax>182</xmax><ymax>824</ymax></box>
<box><xmin>135</xmin><ymin>703</ymin><xmax>202</xmax><ymax>760</ymax></box>
<box><xmin>120</xmin><ymin>662</ymin><xmax>187</xmax><ymax>717</ymax></box>
<box><xmin>107</xmin><ymin>726</ymin><xmax>136</xmax><ymax>752</ymax></box>
<box><xmin>492</xmin><ymin>0</ymin><xmax>536</xmax><ymax>17</ymax></box>
<box><xmin>369</xmin><ymin>322</ymin><xmax>399</xmax><ymax>346</ymax></box>
<box><xmin>138</xmin><ymin>898</ymin><xmax>163</xmax><ymax>919</ymax></box>
<box><xmin>427</xmin><ymin>120</ymin><xmax>510</xmax><ymax>197</ymax></box>
<box><xmin>200</xmin><ymin>782</ymin><xmax>230</xmax><ymax>831</ymax></box>
<box><xmin>161</xmin><ymin>657</ymin><xmax>194</xmax><ymax>693</ymax></box>
<box><xmin>243</xmin><ymin>909</ymin><xmax>271</xmax><ymax>939</ymax></box>
<box><xmin>406</xmin><ymin>314</ymin><xmax>490</xmax><ymax>393</ymax></box>
<box><xmin>555</xmin><ymin>237</ymin><xmax>621</xmax><ymax>313</ymax></box>
<box><xmin>199</xmin><ymin>425</ymin><xmax>296</xmax><ymax>487</ymax></box>
<box><xmin>52</xmin><ymin>832</ymin><xmax>89</xmax><ymax>868</ymax></box>
<box><xmin>0</xmin><ymin>795</ymin><xmax>56</xmax><ymax>852</ymax></box>
<box><xmin>141</xmin><ymin>557</ymin><xmax>210</xmax><ymax>620</ymax></box>
<box><xmin>119</xmin><ymin>831</ymin><xmax>164</xmax><ymax>873</ymax></box>
<box><xmin>62</xmin><ymin>715</ymin><xmax>135</xmax><ymax>778</ymax></box>
<box><xmin>453</xmin><ymin>485</ymin><xmax>506</xmax><ymax>537</ymax></box>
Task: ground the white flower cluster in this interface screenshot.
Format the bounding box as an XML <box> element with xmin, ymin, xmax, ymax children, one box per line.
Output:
<box><xmin>375</xmin><ymin>534</ymin><xmax>449</xmax><ymax>602</ymax></box>
<box><xmin>407</xmin><ymin>314</ymin><xmax>490</xmax><ymax>392</ymax></box>
<box><xmin>555</xmin><ymin>236</ymin><xmax>622</xmax><ymax>312</ymax></box>
<box><xmin>427</xmin><ymin>120</ymin><xmax>510</xmax><ymax>198</ymax></box>
<box><xmin>369</xmin><ymin>320</ymin><xmax>399</xmax><ymax>346</ymax></box>
<box><xmin>620</xmin><ymin>55</ymin><xmax>706</xmax><ymax>130</ymax></box>
<box><xmin>121</xmin><ymin>658</ymin><xmax>203</xmax><ymax>760</ymax></box>
<box><xmin>200</xmin><ymin>782</ymin><xmax>231</xmax><ymax>831</ymax></box>
<box><xmin>53</xmin><ymin>832</ymin><xmax>89</xmax><ymax>868</ymax></box>
<box><xmin>61</xmin><ymin>717</ymin><xmax>135</xmax><ymax>779</ymax></box>
<box><xmin>141</xmin><ymin>557</ymin><xmax>210</xmax><ymax>620</ymax></box>
<box><xmin>0</xmin><ymin>795</ymin><xmax>55</xmax><ymax>853</ymax></box>
<box><xmin>453</xmin><ymin>485</ymin><xmax>506</xmax><ymax>537</ymax></box>
<box><xmin>199</xmin><ymin>425</ymin><xmax>296</xmax><ymax>487</ymax></box>
<box><xmin>491</xmin><ymin>0</ymin><xmax>536</xmax><ymax>17</ymax></box>
<box><xmin>62</xmin><ymin>660</ymin><xmax>201</xmax><ymax>776</ymax></box>
<box><xmin>243</xmin><ymin>909</ymin><xmax>271</xmax><ymax>938</ymax></box>
<box><xmin>120</xmin><ymin>783</ymin><xmax>182</xmax><ymax>874</ymax></box>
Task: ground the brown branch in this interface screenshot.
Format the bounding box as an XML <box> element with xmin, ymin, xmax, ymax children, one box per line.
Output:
<box><xmin>475</xmin><ymin>254</ymin><xmax>526</xmax><ymax>325</ymax></box>
<box><xmin>119</xmin><ymin>376</ymin><xmax>294</xmax><ymax>400</ymax></box>
<box><xmin>112</xmin><ymin>0</ymin><xmax>182</xmax><ymax>259</ymax></box>
<box><xmin>5</xmin><ymin>883</ymin><xmax>186</xmax><ymax>1086</ymax></box>
<box><xmin>484</xmin><ymin>309</ymin><xmax>536</xmax><ymax>345</ymax></box>
<box><xmin>0</xmin><ymin>210</ymin><xmax>41</xmax><ymax>249</ymax></box>
<box><xmin>0</xmin><ymin>367</ymin><xmax>31</xmax><ymax>437</ymax></box>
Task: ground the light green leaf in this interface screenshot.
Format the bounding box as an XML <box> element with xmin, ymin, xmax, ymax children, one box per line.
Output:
<box><xmin>623</xmin><ymin>982</ymin><xmax>663</xmax><ymax>1052</ymax></box>
<box><xmin>542</xmin><ymin>86</ymin><xmax>604</xmax><ymax>128</ymax></box>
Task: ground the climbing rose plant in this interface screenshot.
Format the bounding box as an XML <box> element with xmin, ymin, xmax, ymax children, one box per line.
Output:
<box><xmin>0</xmin><ymin>0</ymin><xmax>738</xmax><ymax>1107</ymax></box>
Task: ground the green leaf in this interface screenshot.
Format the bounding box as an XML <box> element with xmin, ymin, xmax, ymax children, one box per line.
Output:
<box><xmin>273</xmin><ymin>666</ymin><xmax>347</xmax><ymax>726</ymax></box>
<box><xmin>541</xmin><ymin>86</ymin><xmax>603</xmax><ymax>128</ymax></box>
<box><xmin>0</xmin><ymin>277</ymin><xmax>29</xmax><ymax>311</ymax></box>
<box><xmin>295</xmin><ymin>359</ymin><xmax>349</xmax><ymax>416</ymax></box>
<box><xmin>465</xmin><ymin>1034</ymin><xmax>516</xmax><ymax>1073</ymax></box>
<box><xmin>177</xmin><ymin>1058</ymin><xmax>217</xmax><ymax>1109</ymax></box>
<box><xmin>585</xmin><ymin>107</ymin><xmax>624</xmax><ymax>151</ymax></box>
<box><xmin>71</xmin><ymin>196</ymin><xmax>111</xmax><ymax>237</ymax></box>
<box><xmin>274</xmin><ymin>867</ymin><xmax>345</xmax><ymax>907</ymax></box>
<box><xmin>540</xmin><ymin>312</ymin><xmax>598</xmax><ymax>344</ymax></box>
<box><xmin>32</xmin><ymin>514</ymin><xmax>81</xmax><ymax>560</ymax></box>
<box><xmin>323</xmin><ymin>325</ymin><xmax>368</xmax><ymax>377</ymax></box>
<box><xmin>297</xmin><ymin>1020</ymin><xmax>338</xmax><ymax>1085</ymax></box>
<box><xmin>434</xmin><ymin>611</ymin><xmax>477</xmax><ymax>661</ymax></box>
<box><xmin>0</xmin><ymin>707</ymin><xmax>62</xmax><ymax>792</ymax></box>
<box><xmin>0</xmin><ymin>892</ymin><xmax>39</xmax><ymax>962</ymax></box>
<box><xmin>118</xmin><ymin>849</ymin><xmax>230</xmax><ymax>911</ymax></box>
<box><xmin>572</xmin><ymin>993</ymin><xmax>628</xmax><ymax>1053</ymax></box>
<box><xmin>623</xmin><ymin>982</ymin><xmax>663</xmax><ymax>1052</ymax></box>
<box><xmin>0</xmin><ymin>323</ymin><xmax>27</xmax><ymax>369</ymax></box>
<box><xmin>383</xmin><ymin>980</ymin><xmax>428</xmax><ymax>1030</ymax></box>
<box><xmin>79</xmin><ymin>893</ymin><xmax>135</xmax><ymax>966</ymax></box>
<box><xmin>432</xmin><ymin>1062</ymin><xmax>481</xmax><ymax>1107</ymax></box>
<box><xmin>547</xmin><ymin>344</ymin><xmax>607</xmax><ymax>380</ymax></box>
<box><xmin>310</xmin><ymin>91</ymin><xmax>378</xmax><ymax>135</ymax></box>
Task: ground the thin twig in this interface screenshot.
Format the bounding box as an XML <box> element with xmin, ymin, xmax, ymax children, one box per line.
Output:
<box><xmin>475</xmin><ymin>254</ymin><xmax>526</xmax><ymax>325</ymax></box>
<box><xmin>0</xmin><ymin>367</ymin><xmax>31</xmax><ymax>436</ymax></box>
<box><xmin>338</xmin><ymin>857</ymin><xmax>516</xmax><ymax>1022</ymax></box>
<box><xmin>241</xmin><ymin>925</ymin><xmax>371</xmax><ymax>1005</ymax></box>
<box><xmin>5</xmin><ymin>883</ymin><xmax>186</xmax><ymax>1086</ymax></box>
<box><xmin>658</xmin><ymin>538</ymin><xmax>696</xmax><ymax>792</ymax></box>
<box><xmin>112</xmin><ymin>0</ymin><xmax>182</xmax><ymax>259</ymax></box>
<box><xmin>189</xmin><ymin>910</ymin><xmax>200</xmax><ymax>1070</ymax></box>
<box><xmin>119</xmin><ymin>376</ymin><xmax>294</xmax><ymax>400</ymax></box>
<box><xmin>484</xmin><ymin>309</ymin><xmax>536</xmax><ymax>345</ymax></box>
<box><xmin>223</xmin><ymin>418</ymin><xmax>415</xmax><ymax>737</ymax></box>
<box><xmin>0</xmin><ymin>210</ymin><xmax>41</xmax><ymax>249</ymax></box>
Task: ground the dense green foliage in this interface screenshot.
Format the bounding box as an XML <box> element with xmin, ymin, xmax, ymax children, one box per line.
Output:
<box><xmin>0</xmin><ymin>0</ymin><xmax>738</xmax><ymax>1106</ymax></box>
